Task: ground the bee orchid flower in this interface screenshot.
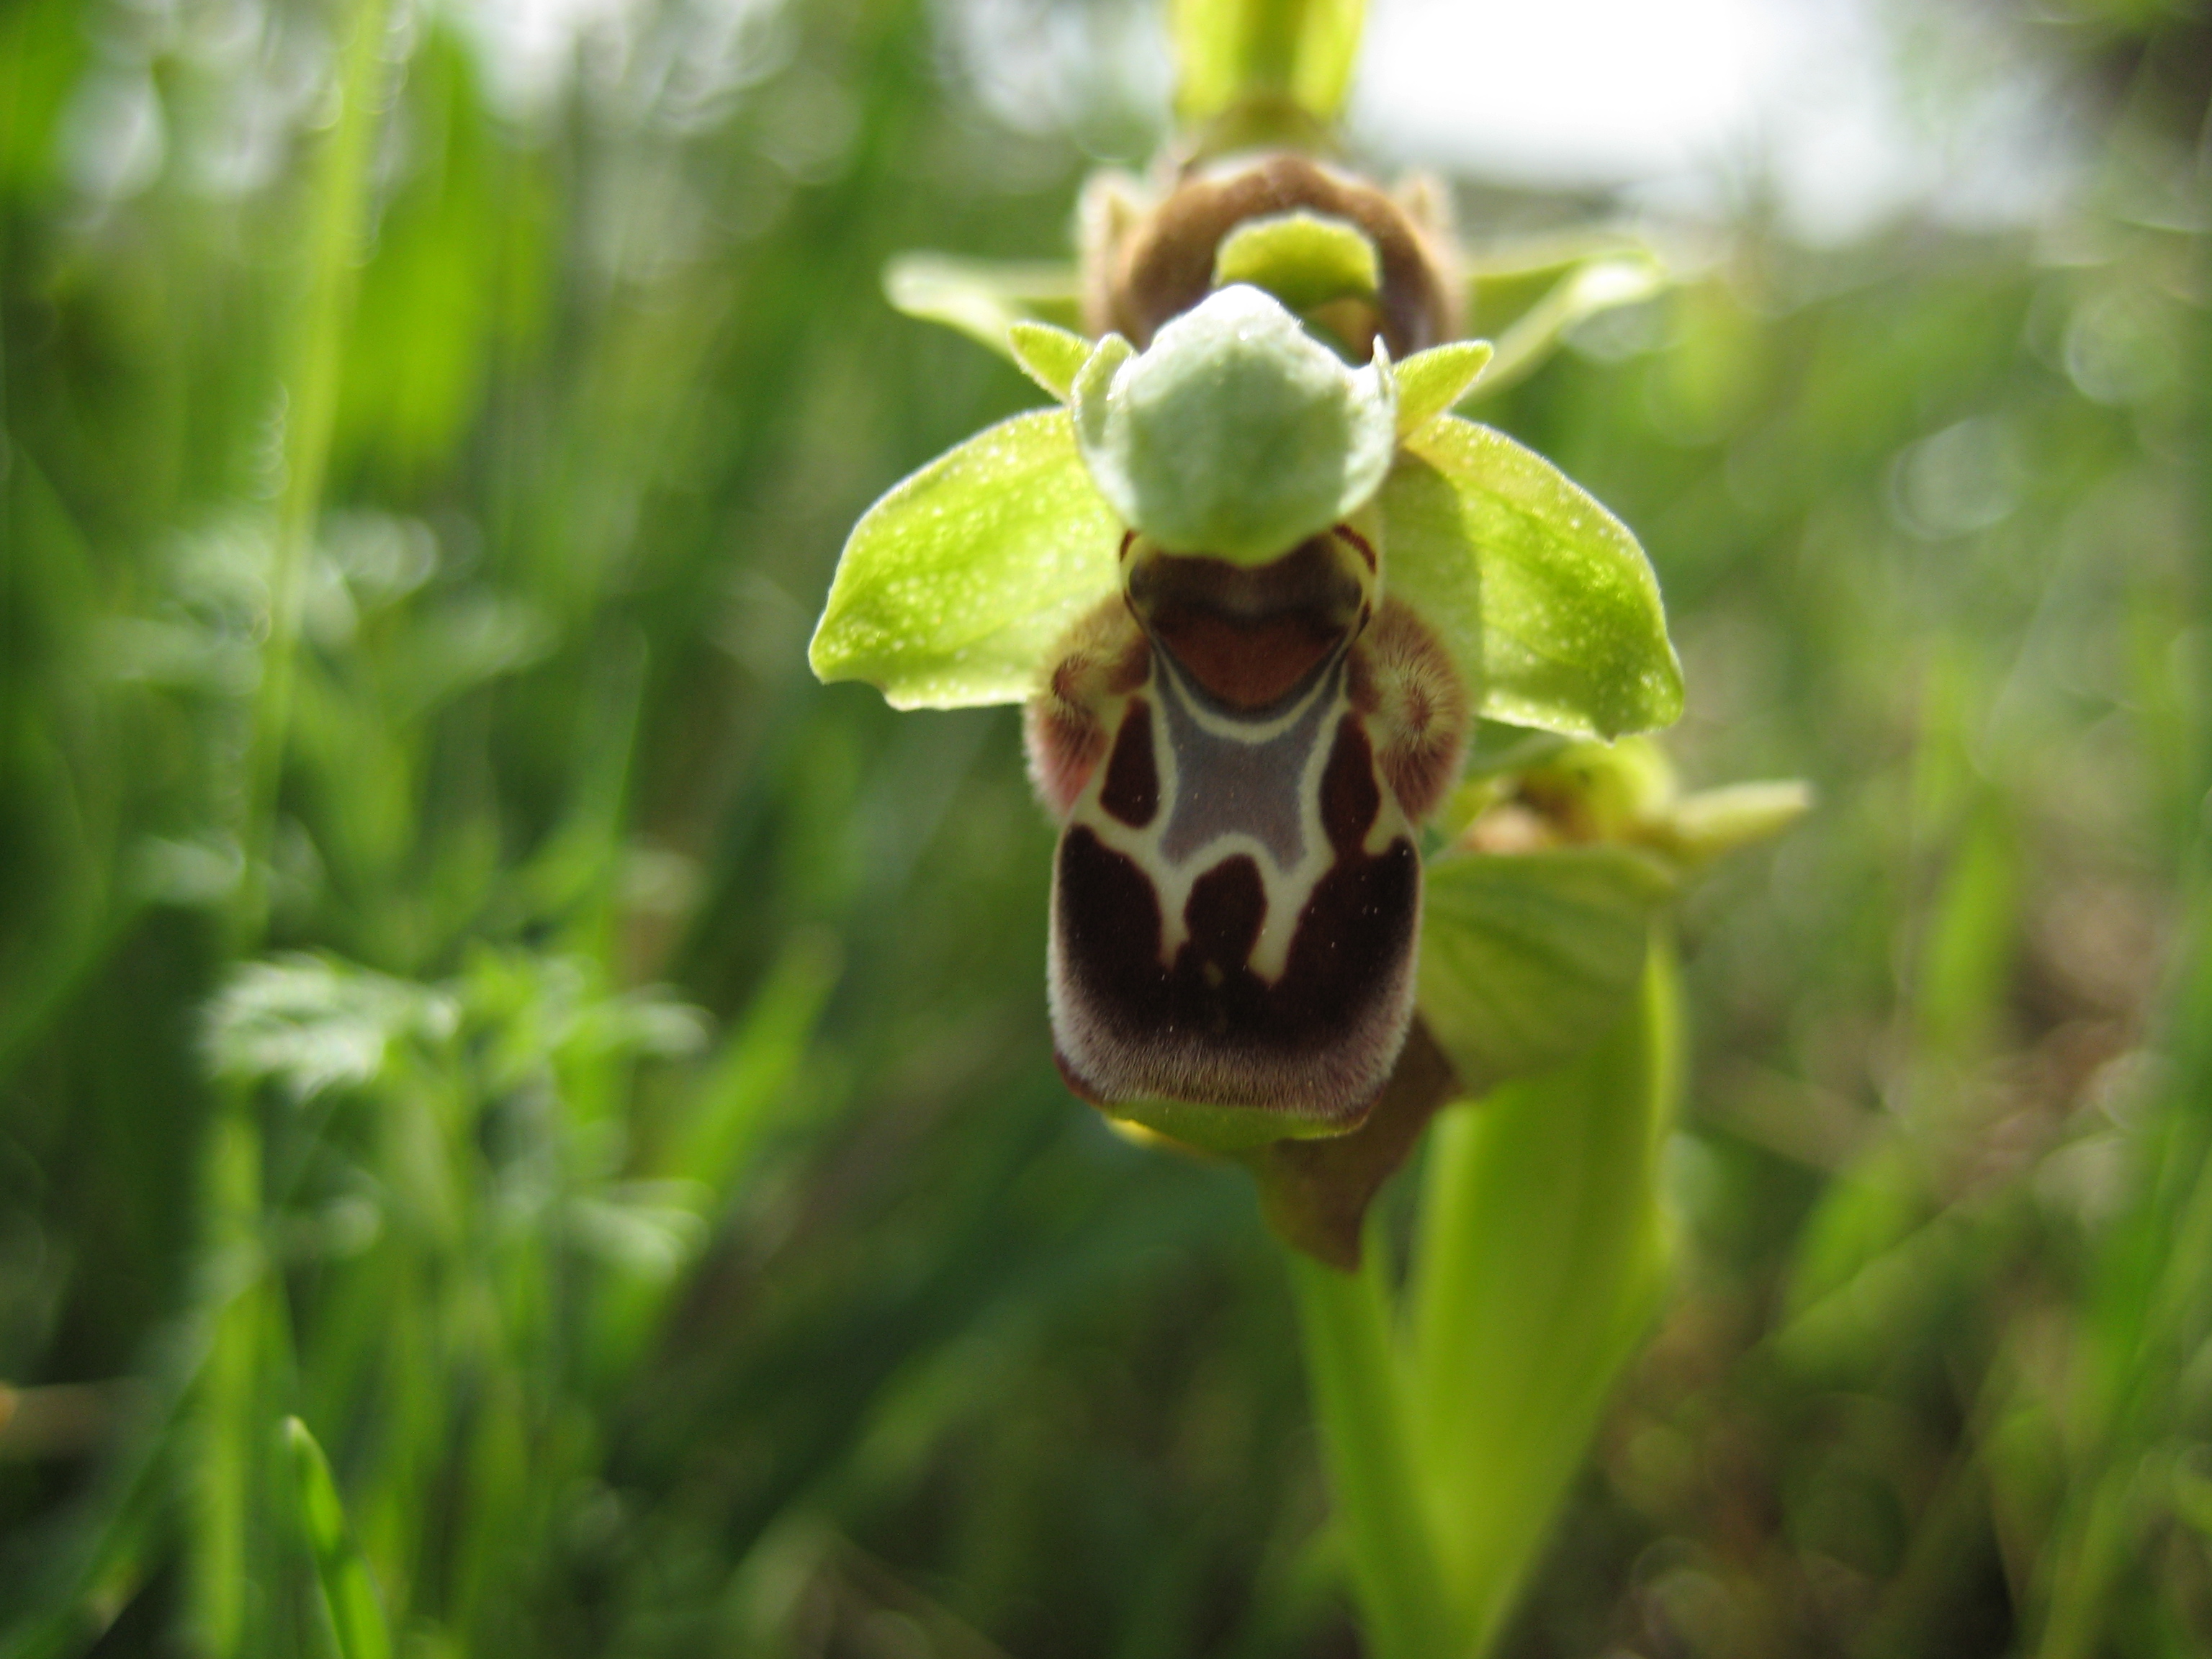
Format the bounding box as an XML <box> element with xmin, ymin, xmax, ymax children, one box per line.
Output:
<box><xmin>809</xmin><ymin>150</ymin><xmax>1791</xmax><ymax>1264</ymax></box>
<box><xmin>811</xmin><ymin>19</ymin><xmax>1812</xmax><ymax>1652</ymax></box>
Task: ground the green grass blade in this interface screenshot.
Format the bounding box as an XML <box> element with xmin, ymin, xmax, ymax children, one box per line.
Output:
<box><xmin>282</xmin><ymin>1418</ymin><xmax>392</xmax><ymax>1659</ymax></box>
<box><xmin>238</xmin><ymin>0</ymin><xmax>397</xmax><ymax>939</ymax></box>
<box><xmin>1287</xmin><ymin>1233</ymin><xmax>1459</xmax><ymax>1659</ymax></box>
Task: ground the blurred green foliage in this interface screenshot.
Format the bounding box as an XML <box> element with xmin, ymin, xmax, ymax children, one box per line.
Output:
<box><xmin>0</xmin><ymin>0</ymin><xmax>2206</xmax><ymax>1655</ymax></box>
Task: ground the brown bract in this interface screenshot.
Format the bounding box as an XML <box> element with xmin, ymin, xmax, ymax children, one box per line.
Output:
<box><xmin>1250</xmin><ymin>1017</ymin><xmax>1464</xmax><ymax>1269</ymax></box>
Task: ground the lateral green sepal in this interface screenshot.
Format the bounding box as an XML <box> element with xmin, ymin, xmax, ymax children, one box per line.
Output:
<box><xmin>809</xmin><ymin>410</ymin><xmax>1123</xmax><ymax>709</ymax></box>
<box><xmin>1382</xmin><ymin>415</ymin><xmax>1683</xmax><ymax>739</ymax></box>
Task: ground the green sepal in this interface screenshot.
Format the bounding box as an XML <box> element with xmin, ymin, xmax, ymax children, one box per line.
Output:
<box><xmin>1469</xmin><ymin>253</ymin><xmax>1665</xmax><ymax>400</ymax></box>
<box><xmin>1415</xmin><ymin>845</ymin><xmax>1676</xmax><ymax>1089</ymax></box>
<box><xmin>1008</xmin><ymin>320</ymin><xmax>1094</xmax><ymax>402</ymax></box>
<box><xmin>1394</xmin><ymin>340</ymin><xmax>1495</xmax><ymax>436</ymax></box>
<box><xmin>1072</xmin><ymin>284</ymin><xmax>1396</xmax><ymax>564</ymax></box>
<box><xmin>809</xmin><ymin>410</ymin><xmax>1122</xmax><ymax>710</ymax></box>
<box><xmin>1213</xmin><ymin>210</ymin><xmax>1381</xmax><ymax>312</ymax></box>
<box><xmin>1382</xmin><ymin>415</ymin><xmax>1683</xmax><ymax>739</ymax></box>
<box><xmin>883</xmin><ymin>253</ymin><xmax>1084</xmax><ymax>361</ymax></box>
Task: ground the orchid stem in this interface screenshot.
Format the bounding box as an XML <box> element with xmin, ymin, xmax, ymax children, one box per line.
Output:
<box><xmin>1287</xmin><ymin>1226</ymin><xmax>1461</xmax><ymax>1659</ymax></box>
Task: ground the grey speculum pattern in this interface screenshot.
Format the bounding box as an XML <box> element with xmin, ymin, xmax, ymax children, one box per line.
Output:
<box><xmin>1154</xmin><ymin>650</ymin><xmax>1343</xmax><ymax>873</ymax></box>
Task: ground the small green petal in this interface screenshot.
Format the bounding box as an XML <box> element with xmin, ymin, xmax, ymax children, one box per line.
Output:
<box><xmin>1213</xmin><ymin>211</ymin><xmax>1381</xmax><ymax>313</ymax></box>
<box><xmin>809</xmin><ymin>410</ymin><xmax>1122</xmax><ymax>710</ymax></box>
<box><xmin>1008</xmin><ymin>321</ymin><xmax>1094</xmax><ymax>402</ymax></box>
<box><xmin>1071</xmin><ymin>284</ymin><xmax>1397</xmax><ymax>565</ymax></box>
<box><xmin>1416</xmin><ymin>845</ymin><xmax>1676</xmax><ymax>1089</ymax></box>
<box><xmin>1071</xmin><ymin>331</ymin><xmax>1136</xmax><ymax>421</ymax></box>
<box><xmin>1382</xmin><ymin>415</ymin><xmax>1683</xmax><ymax>739</ymax></box>
<box><xmin>883</xmin><ymin>253</ymin><xmax>1085</xmax><ymax>361</ymax></box>
<box><xmin>1393</xmin><ymin>340</ymin><xmax>1494</xmax><ymax>436</ymax></box>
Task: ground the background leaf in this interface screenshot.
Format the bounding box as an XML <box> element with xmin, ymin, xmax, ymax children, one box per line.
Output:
<box><xmin>282</xmin><ymin>1418</ymin><xmax>391</xmax><ymax>1659</ymax></box>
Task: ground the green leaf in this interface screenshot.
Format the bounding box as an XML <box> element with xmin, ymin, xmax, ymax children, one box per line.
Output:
<box><xmin>883</xmin><ymin>253</ymin><xmax>1084</xmax><ymax>360</ymax></box>
<box><xmin>1393</xmin><ymin>340</ymin><xmax>1493</xmax><ymax>436</ymax></box>
<box><xmin>1406</xmin><ymin>945</ymin><xmax>1679</xmax><ymax>1650</ymax></box>
<box><xmin>1072</xmin><ymin>285</ymin><xmax>1395</xmax><ymax>564</ymax></box>
<box><xmin>1382</xmin><ymin>415</ymin><xmax>1683</xmax><ymax>739</ymax></box>
<box><xmin>1007</xmin><ymin>321</ymin><xmax>1094</xmax><ymax>401</ymax></box>
<box><xmin>1414</xmin><ymin>845</ymin><xmax>1676</xmax><ymax>1088</ymax></box>
<box><xmin>1213</xmin><ymin>211</ymin><xmax>1380</xmax><ymax>312</ymax></box>
<box><xmin>282</xmin><ymin>1417</ymin><xmax>392</xmax><ymax>1659</ymax></box>
<box><xmin>809</xmin><ymin>411</ymin><xmax>1123</xmax><ymax>709</ymax></box>
<box><xmin>1172</xmin><ymin>0</ymin><xmax>1366</xmax><ymax>126</ymax></box>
